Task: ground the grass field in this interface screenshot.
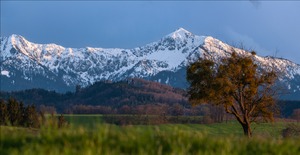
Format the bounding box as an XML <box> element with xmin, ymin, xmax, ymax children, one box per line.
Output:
<box><xmin>1</xmin><ymin>115</ymin><xmax>300</xmax><ymax>155</ymax></box>
<box><xmin>62</xmin><ymin>114</ymin><xmax>206</xmax><ymax>127</ymax></box>
<box><xmin>62</xmin><ymin>114</ymin><xmax>292</xmax><ymax>136</ymax></box>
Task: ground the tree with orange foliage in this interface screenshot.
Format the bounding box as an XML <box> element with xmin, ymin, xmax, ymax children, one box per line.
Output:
<box><xmin>187</xmin><ymin>51</ymin><xmax>278</xmax><ymax>137</ymax></box>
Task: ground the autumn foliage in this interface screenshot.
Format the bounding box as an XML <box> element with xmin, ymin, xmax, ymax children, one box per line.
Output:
<box><xmin>187</xmin><ymin>51</ymin><xmax>278</xmax><ymax>137</ymax></box>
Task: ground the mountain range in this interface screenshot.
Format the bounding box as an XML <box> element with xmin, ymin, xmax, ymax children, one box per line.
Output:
<box><xmin>1</xmin><ymin>28</ymin><xmax>300</xmax><ymax>99</ymax></box>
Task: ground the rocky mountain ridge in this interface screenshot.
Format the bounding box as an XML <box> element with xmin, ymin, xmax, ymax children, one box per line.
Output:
<box><xmin>1</xmin><ymin>28</ymin><xmax>300</xmax><ymax>99</ymax></box>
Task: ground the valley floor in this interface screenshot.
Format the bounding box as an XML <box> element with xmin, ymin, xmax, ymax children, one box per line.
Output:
<box><xmin>1</xmin><ymin>119</ymin><xmax>300</xmax><ymax>155</ymax></box>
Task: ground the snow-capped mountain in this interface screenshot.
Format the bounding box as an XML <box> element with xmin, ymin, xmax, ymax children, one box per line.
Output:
<box><xmin>1</xmin><ymin>28</ymin><xmax>300</xmax><ymax>99</ymax></box>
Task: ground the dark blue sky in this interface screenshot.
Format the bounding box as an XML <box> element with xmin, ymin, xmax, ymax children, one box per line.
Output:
<box><xmin>1</xmin><ymin>1</ymin><xmax>300</xmax><ymax>64</ymax></box>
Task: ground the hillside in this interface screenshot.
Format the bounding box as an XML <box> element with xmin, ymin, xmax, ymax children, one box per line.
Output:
<box><xmin>0</xmin><ymin>78</ymin><xmax>188</xmax><ymax>112</ymax></box>
<box><xmin>1</xmin><ymin>78</ymin><xmax>299</xmax><ymax>118</ymax></box>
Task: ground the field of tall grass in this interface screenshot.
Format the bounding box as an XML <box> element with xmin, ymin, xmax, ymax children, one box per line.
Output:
<box><xmin>1</xmin><ymin>117</ymin><xmax>300</xmax><ymax>155</ymax></box>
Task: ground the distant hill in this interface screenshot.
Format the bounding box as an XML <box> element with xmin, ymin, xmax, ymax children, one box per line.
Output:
<box><xmin>0</xmin><ymin>78</ymin><xmax>188</xmax><ymax>112</ymax></box>
<box><xmin>1</xmin><ymin>78</ymin><xmax>299</xmax><ymax>118</ymax></box>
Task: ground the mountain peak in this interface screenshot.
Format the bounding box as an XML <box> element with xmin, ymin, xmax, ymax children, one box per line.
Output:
<box><xmin>9</xmin><ymin>34</ymin><xmax>27</xmax><ymax>45</ymax></box>
<box><xmin>175</xmin><ymin>27</ymin><xmax>190</xmax><ymax>33</ymax></box>
<box><xmin>167</xmin><ymin>27</ymin><xmax>193</xmax><ymax>40</ymax></box>
<box><xmin>10</xmin><ymin>34</ymin><xmax>25</xmax><ymax>40</ymax></box>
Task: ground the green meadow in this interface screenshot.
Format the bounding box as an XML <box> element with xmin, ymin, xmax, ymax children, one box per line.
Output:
<box><xmin>1</xmin><ymin>115</ymin><xmax>299</xmax><ymax>155</ymax></box>
<box><xmin>62</xmin><ymin>114</ymin><xmax>289</xmax><ymax>136</ymax></box>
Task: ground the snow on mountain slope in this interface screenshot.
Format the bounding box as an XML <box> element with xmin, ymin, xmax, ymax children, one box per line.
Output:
<box><xmin>1</xmin><ymin>28</ymin><xmax>300</xmax><ymax>99</ymax></box>
<box><xmin>200</xmin><ymin>36</ymin><xmax>300</xmax><ymax>80</ymax></box>
<box><xmin>1</xmin><ymin>28</ymin><xmax>204</xmax><ymax>86</ymax></box>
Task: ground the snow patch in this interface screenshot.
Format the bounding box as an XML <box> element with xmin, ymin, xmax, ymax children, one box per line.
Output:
<box><xmin>24</xmin><ymin>76</ymin><xmax>30</xmax><ymax>80</ymax></box>
<box><xmin>165</xmin><ymin>77</ymin><xmax>169</xmax><ymax>84</ymax></box>
<box><xmin>1</xmin><ymin>70</ymin><xmax>10</xmax><ymax>77</ymax></box>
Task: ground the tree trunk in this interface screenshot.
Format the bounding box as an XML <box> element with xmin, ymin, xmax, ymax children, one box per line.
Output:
<box><xmin>242</xmin><ymin>123</ymin><xmax>252</xmax><ymax>138</ymax></box>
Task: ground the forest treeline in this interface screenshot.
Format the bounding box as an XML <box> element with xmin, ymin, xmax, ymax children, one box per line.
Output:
<box><xmin>0</xmin><ymin>78</ymin><xmax>299</xmax><ymax>120</ymax></box>
<box><xmin>0</xmin><ymin>79</ymin><xmax>187</xmax><ymax>111</ymax></box>
<box><xmin>0</xmin><ymin>98</ymin><xmax>40</xmax><ymax>127</ymax></box>
<box><xmin>0</xmin><ymin>98</ymin><xmax>67</xmax><ymax>128</ymax></box>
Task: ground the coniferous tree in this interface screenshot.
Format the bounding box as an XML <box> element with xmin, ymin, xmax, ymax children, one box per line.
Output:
<box><xmin>0</xmin><ymin>100</ymin><xmax>9</xmax><ymax>125</ymax></box>
<box><xmin>7</xmin><ymin>98</ymin><xmax>20</xmax><ymax>125</ymax></box>
<box><xmin>19</xmin><ymin>102</ymin><xmax>26</xmax><ymax>126</ymax></box>
<box><xmin>0</xmin><ymin>98</ymin><xmax>41</xmax><ymax>128</ymax></box>
<box><xmin>25</xmin><ymin>105</ymin><xmax>40</xmax><ymax>128</ymax></box>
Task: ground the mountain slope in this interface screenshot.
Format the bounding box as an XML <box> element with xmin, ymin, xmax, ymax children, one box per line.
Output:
<box><xmin>1</xmin><ymin>28</ymin><xmax>300</xmax><ymax>99</ymax></box>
